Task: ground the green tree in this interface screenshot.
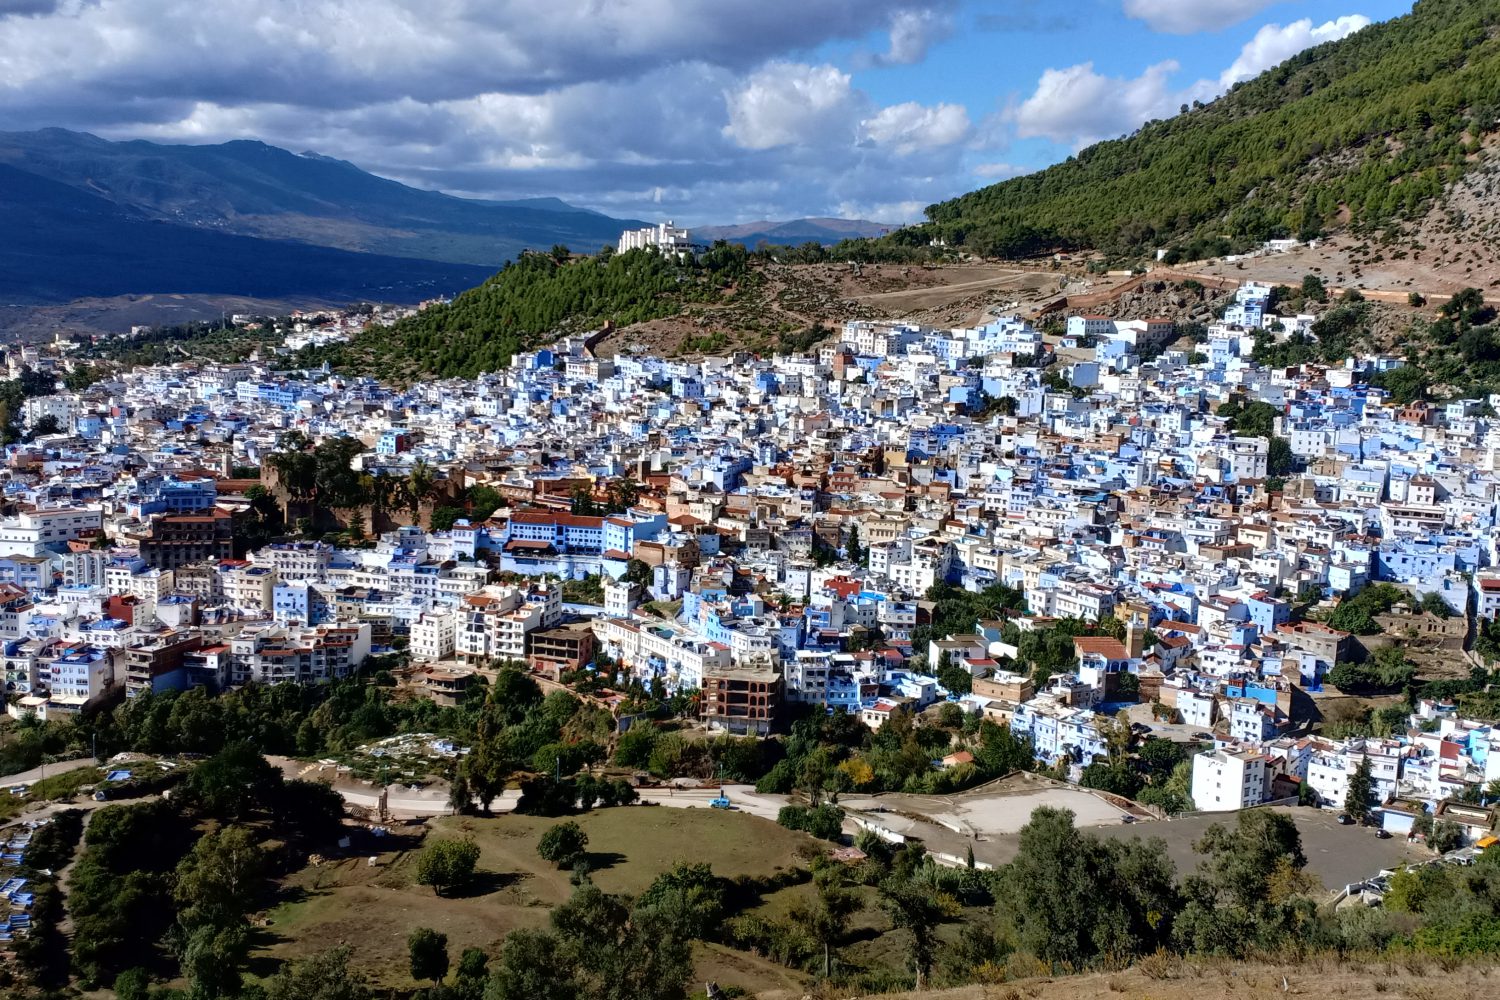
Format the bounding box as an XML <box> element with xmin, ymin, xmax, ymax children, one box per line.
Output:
<box><xmin>790</xmin><ymin>867</ymin><xmax>863</xmax><ymax>979</ymax></box>
<box><xmin>1301</xmin><ymin>274</ymin><xmax>1328</xmax><ymax>303</ymax></box>
<box><xmin>488</xmin><ymin>880</ymin><xmax>693</xmax><ymax>1000</ymax></box>
<box><xmin>408</xmin><ymin>927</ymin><xmax>450</xmax><ymax>985</ymax></box>
<box><xmin>186</xmin><ymin>741</ymin><xmax>282</xmax><ymax>818</ymax></box>
<box><xmin>977</xmin><ymin>719</ymin><xmax>1035</xmax><ymax>775</ymax></box>
<box><xmin>264</xmin><ymin>946</ymin><xmax>372</xmax><ymax>1000</ymax></box>
<box><xmin>181</xmin><ymin>922</ymin><xmax>250</xmax><ymax>1000</ymax></box>
<box><xmin>454</xmin><ymin>947</ymin><xmax>490</xmax><ymax>1000</ymax></box>
<box><xmin>537</xmin><ymin>821</ymin><xmax>590</xmax><ymax>870</ymax></box>
<box><xmin>1175</xmin><ymin>810</ymin><xmax>1314</xmax><ymax>956</ymax></box>
<box><xmin>415</xmin><ymin>837</ymin><xmax>481</xmax><ymax>896</ymax></box>
<box><xmin>879</xmin><ymin>874</ymin><xmax>960</xmax><ymax>990</ymax></box>
<box><xmin>623</xmin><ymin>558</ymin><xmax>652</xmax><ymax>587</ymax></box>
<box><xmin>635</xmin><ymin>862</ymin><xmax>725</xmax><ymax>940</ymax></box>
<box><xmin>845</xmin><ymin>525</ymin><xmax>864</xmax><ymax>566</ymax></box>
<box><xmin>114</xmin><ymin>967</ymin><xmax>151</xmax><ymax>1000</ymax></box>
<box><xmin>1429</xmin><ymin>819</ymin><xmax>1465</xmax><ymax>854</ymax></box>
<box><xmin>1345</xmin><ymin>754</ymin><xmax>1374</xmax><ymax>824</ymax></box>
<box><xmin>1002</xmin><ymin>806</ymin><xmax>1177</xmax><ymax>965</ymax></box>
<box><xmin>173</xmin><ymin>825</ymin><xmax>265</xmax><ymax>930</ymax></box>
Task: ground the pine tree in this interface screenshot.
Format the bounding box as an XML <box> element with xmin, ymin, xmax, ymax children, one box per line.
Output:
<box><xmin>1345</xmin><ymin>755</ymin><xmax>1374</xmax><ymax>825</ymax></box>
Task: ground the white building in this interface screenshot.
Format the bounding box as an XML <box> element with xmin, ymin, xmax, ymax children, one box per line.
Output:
<box><xmin>410</xmin><ymin>610</ymin><xmax>456</xmax><ymax>663</ymax></box>
<box><xmin>228</xmin><ymin>622</ymin><xmax>372</xmax><ymax>685</ymax></box>
<box><xmin>0</xmin><ymin>506</ymin><xmax>104</xmax><ymax>558</ymax></box>
<box><xmin>1176</xmin><ymin>689</ymin><xmax>1216</xmax><ymax>729</ymax></box>
<box><xmin>1305</xmin><ymin>739</ymin><xmax>1404</xmax><ymax>809</ymax></box>
<box><xmin>617</xmin><ymin>220</ymin><xmax>693</xmax><ymax>256</ymax></box>
<box><xmin>1191</xmin><ymin>748</ymin><xmax>1267</xmax><ymax>812</ymax></box>
<box><xmin>1230</xmin><ymin>699</ymin><xmax>1278</xmax><ymax>743</ymax></box>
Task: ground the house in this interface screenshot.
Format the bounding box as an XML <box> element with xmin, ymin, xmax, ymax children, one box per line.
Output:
<box><xmin>862</xmin><ymin>698</ymin><xmax>906</xmax><ymax>730</ymax></box>
<box><xmin>1191</xmin><ymin>748</ymin><xmax>1267</xmax><ymax>811</ymax></box>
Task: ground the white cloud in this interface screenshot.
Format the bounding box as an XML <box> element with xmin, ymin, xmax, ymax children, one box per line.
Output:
<box><xmin>722</xmin><ymin>62</ymin><xmax>860</xmax><ymax>150</ymax></box>
<box><xmin>1220</xmin><ymin>15</ymin><xmax>1372</xmax><ymax>87</ymax></box>
<box><xmin>873</xmin><ymin>7</ymin><xmax>953</xmax><ymax>66</ymax></box>
<box><xmin>973</xmin><ymin>162</ymin><xmax>1026</xmax><ymax>179</ymax></box>
<box><xmin>837</xmin><ymin>198</ymin><xmax>926</xmax><ymax>223</ymax></box>
<box><xmin>1013</xmin><ymin>60</ymin><xmax>1183</xmax><ymax>146</ymax></box>
<box><xmin>1013</xmin><ymin>12</ymin><xmax>1372</xmax><ymax>149</ymax></box>
<box><xmin>0</xmin><ymin>0</ymin><xmax>934</xmax><ymax>110</ymax></box>
<box><xmin>1123</xmin><ymin>0</ymin><xmax>1281</xmax><ymax>34</ymax></box>
<box><xmin>0</xmin><ymin>0</ymin><xmax>983</xmax><ymax>222</ymax></box>
<box><xmin>861</xmin><ymin>101</ymin><xmax>969</xmax><ymax>154</ymax></box>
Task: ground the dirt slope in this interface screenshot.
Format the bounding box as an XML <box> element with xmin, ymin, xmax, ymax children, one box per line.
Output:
<box><xmin>594</xmin><ymin>262</ymin><xmax>1075</xmax><ymax>358</ymax></box>
<box><xmin>841</xmin><ymin>957</ymin><xmax>1496</xmax><ymax>1000</ymax></box>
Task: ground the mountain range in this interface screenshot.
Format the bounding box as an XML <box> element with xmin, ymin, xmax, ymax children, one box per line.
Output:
<box><xmin>694</xmin><ymin>217</ymin><xmax>896</xmax><ymax>246</ymax></box>
<box><xmin>0</xmin><ymin>128</ymin><xmax>896</xmax><ymax>309</ymax></box>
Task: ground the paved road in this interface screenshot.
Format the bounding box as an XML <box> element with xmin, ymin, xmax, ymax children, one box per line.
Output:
<box><xmin>637</xmin><ymin>783</ymin><xmax>786</xmax><ymax>821</ymax></box>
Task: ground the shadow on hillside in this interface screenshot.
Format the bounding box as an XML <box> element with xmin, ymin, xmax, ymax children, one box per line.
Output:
<box><xmin>581</xmin><ymin>850</ymin><xmax>626</xmax><ymax>873</ymax></box>
<box><xmin>446</xmin><ymin>868</ymin><xmax>525</xmax><ymax>898</ymax></box>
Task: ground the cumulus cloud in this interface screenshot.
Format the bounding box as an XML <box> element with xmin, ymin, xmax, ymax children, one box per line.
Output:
<box><xmin>1013</xmin><ymin>60</ymin><xmax>1183</xmax><ymax>146</ymax></box>
<box><xmin>1219</xmin><ymin>15</ymin><xmax>1372</xmax><ymax>87</ymax></box>
<box><xmin>869</xmin><ymin>7</ymin><xmax>955</xmax><ymax>66</ymax></box>
<box><xmin>860</xmin><ymin>101</ymin><xmax>970</xmax><ymax>154</ymax></box>
<box><xmin>0</xmin><ymin>0</ymin><xmax>983</xmax><ymax>222</ymax></box>
<box><xmin>0</xmin><ymin>0</ymin><xmax>934</xmax><ymax>112</ymax></box>
<box><xmin>1013</xmin><ymin>13</ymin><xmax>1373</xmax><ymax>148</ymax></box>
<box><xmin>723</xmin><ymin>62</ymin><xmax>861</xmax><ymax>150</ymax></box>
<box><xmin>1122</xmin><ymin>0</ymin><xmax>1280</xmax><ymax>35</ymax></box>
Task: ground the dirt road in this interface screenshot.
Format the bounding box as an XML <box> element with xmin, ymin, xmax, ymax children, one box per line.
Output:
<box><xmin>0</xmin><ymin>756</ymin><xmax>97</xmax><ymax>788</ymax></box>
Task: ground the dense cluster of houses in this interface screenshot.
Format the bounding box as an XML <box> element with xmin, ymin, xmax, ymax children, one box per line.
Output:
<box><xmin>3</xmin><ymin>284</ymin><xmax>1500</xmax><ymax>835</ymax></box>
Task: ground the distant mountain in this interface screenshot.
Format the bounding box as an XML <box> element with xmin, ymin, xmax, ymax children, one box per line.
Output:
<box><xmin>0</xmin><ymin>128</ymin><xmax>650</xmax><ymax>306</ymax></box>
<box><xmin>0</xmin><ymin>162</ymin><xmax>493</xmax><ymax>305</ymax></box>
<box><xmin>694</xmin><ymin>217</ymin><xmax>897</xmax><ymax>246</ymax></box>
<box><xmin>919</xmin><ymin>0</ymin><xmax>1500</xmax><ymax>258</ymax></box>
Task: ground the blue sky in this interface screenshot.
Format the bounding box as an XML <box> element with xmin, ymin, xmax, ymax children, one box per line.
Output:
<box><xmin>836</xmin><ymin>0</ymin><xmax>1414</xmax><ymax>196</ymax></box>
<box><xmin>0</xmin><ymin>1</ymin><xmax>1417</xmax><ymax>225</ymax></box>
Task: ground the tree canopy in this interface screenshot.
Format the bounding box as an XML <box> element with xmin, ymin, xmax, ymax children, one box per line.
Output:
<box><xmin>907</xmin><ymin>0</ymin><xmax>1500</xmax><ymax>258</ymax></box>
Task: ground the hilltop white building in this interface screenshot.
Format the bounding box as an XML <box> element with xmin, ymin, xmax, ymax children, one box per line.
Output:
<box><xmin>618</xmin><ymin>220</ymin><xmax>694</xmax><ymax>256</ymax></box>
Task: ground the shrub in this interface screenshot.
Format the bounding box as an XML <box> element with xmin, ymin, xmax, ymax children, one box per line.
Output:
<box><xmin>537</xmin><ymin>821</ymin><xmax>589</xmax><ymax>869</ymax></box>
<box><xmin>777</xmin><ymin>804</ymin><xmax>844</xmax><ymax>841</ymax></box>
<box><xmin>415</xmin><ymin>837</ymin><xmax>480</xmax><ymax>896</ymax></box>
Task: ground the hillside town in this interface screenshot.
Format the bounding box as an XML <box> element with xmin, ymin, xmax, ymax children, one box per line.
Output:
<box><xmin>3</xmin><ymin>277</ymin><xmax>1500</xmax><ymax>850</ymax></box>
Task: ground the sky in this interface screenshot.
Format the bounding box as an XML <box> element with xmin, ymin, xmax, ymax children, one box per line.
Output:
<box><xmin>0</xmin><ymin>0</ymin><xmax>1414</xmax><ymax>226</ymax></box>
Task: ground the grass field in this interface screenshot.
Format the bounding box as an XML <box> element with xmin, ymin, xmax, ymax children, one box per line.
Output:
<box><xmin>252</xmin><ymin>805</ymin><xmax>823</xmax><ymax>995</ymax></box>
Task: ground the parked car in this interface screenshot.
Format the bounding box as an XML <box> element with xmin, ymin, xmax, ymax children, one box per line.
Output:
<box><xmin>1337</xmin><ymin>814</ymin><xmax>1355</xmax><ymax>825</ymax></box>
<box><xmin>1375</xmin><ymin>829</ymin><xmax>1392</xmax><ymax>839</ymax></box>
<box><xmin>1192</xmin><ymin>732</ymin><xmax>1213</xmax><ymax>741</ymax></box>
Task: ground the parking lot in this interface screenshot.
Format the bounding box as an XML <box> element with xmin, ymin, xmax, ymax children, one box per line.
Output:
<box><xmin>1089</xmin><ymin>806</ymin><xmax>1427</xmax><ymax>890</ymax></box>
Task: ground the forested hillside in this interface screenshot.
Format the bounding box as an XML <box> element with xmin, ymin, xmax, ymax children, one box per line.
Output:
<box><xmin>917</xmin><ymin>0</ymin><xmax>1500</xmax><ymax>258</ymax></box>
<box><xmin>301</xmin><ymin>244</ymin><xmax>756</xmax><ymax>380</ymax></box>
